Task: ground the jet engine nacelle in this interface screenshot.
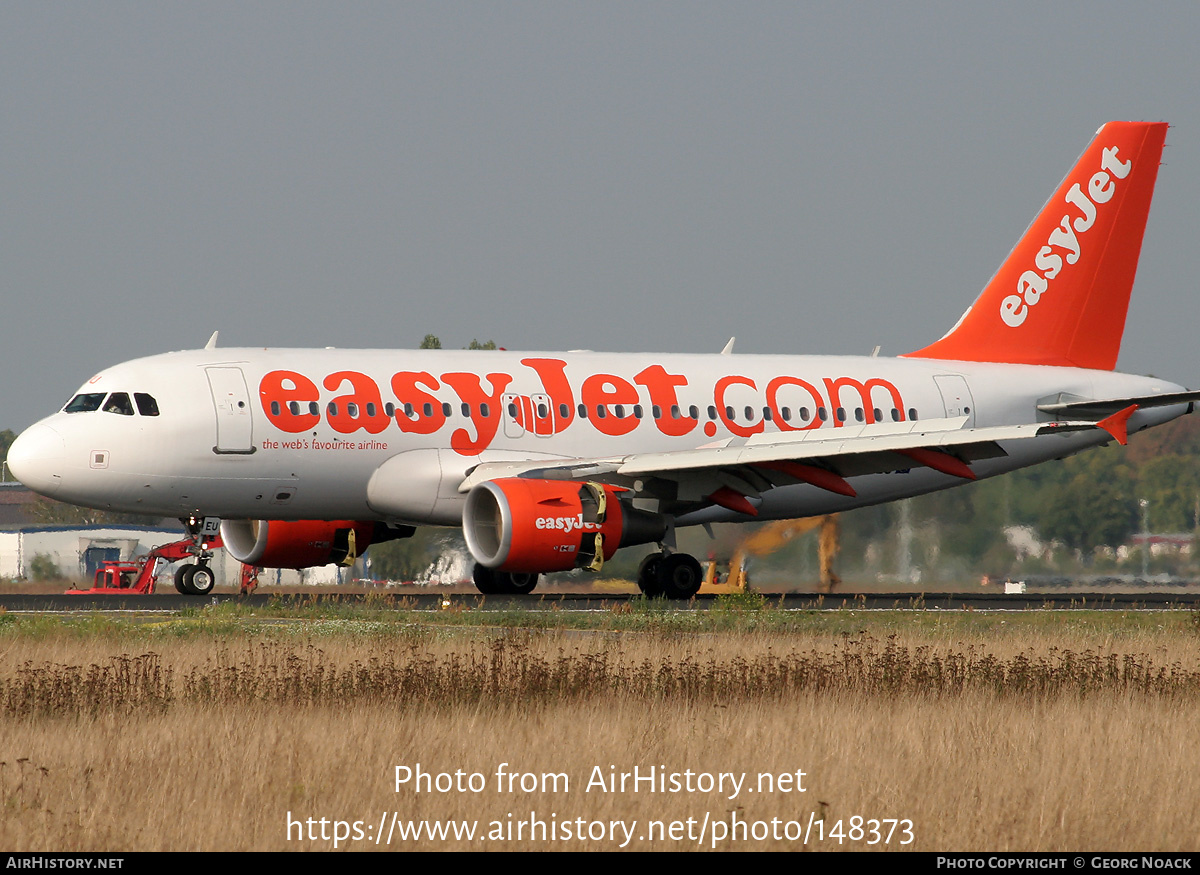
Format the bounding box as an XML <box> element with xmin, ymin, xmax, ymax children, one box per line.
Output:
<box><xmin>220</xmin><ymin>519</ymin><xmax>376</xmax><ymax>568</ymax></box>
<box><xmin>463</xmin><ymin>478</ymin><xmax>667</xmax><ymax>573</ymax></box>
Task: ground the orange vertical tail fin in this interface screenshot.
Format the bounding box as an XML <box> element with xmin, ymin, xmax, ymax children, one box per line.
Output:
<box><xmin>905</xmin><ymin>122</ymin><xmax>1167</xmax><ymax>370</ymax></box>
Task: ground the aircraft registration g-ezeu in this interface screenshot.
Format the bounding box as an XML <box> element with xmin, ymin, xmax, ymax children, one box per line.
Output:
<box><xmin>9</xmin><ymin>121</ymin><xmax>1198</xmax><ymax>597</ymax></box>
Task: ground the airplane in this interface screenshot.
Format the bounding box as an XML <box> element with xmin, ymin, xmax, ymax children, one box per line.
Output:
<box><xmin>8</xmin><ymin>121</ymin><xmax>1199</xmax><ymax>598</ymax></box>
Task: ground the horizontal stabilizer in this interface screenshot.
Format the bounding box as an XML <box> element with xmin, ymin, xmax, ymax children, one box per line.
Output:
<box><xmin>1037</xmin><ymin>391</ymin><xmax>1200</xmax><ymax>418</ymax></box>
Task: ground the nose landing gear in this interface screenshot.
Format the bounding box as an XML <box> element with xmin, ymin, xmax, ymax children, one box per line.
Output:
<box><xmin>171</xmin><ymin>514</ymin><xmax>221</xmax><ymax>595</ymax></box>
<box><xmin>174</xmin><ymin>561</ymin><xmax>216</xmax><ymax>595</ymax></box>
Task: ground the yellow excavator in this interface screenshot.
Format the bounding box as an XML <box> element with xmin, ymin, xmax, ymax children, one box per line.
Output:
<box><xmin>702</xmin><ymin>515</ymin><xmax>841</xmax><ymax>593</ymax></box>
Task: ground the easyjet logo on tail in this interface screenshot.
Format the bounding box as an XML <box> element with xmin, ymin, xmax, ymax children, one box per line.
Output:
<box><xmin>1000</xmin><ymin>145</ymin><xmax>1132</xmax><ymax>328</ymax></box>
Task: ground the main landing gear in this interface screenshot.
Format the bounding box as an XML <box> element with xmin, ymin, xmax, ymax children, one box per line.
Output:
<box><xmin>470</xmin><ymin>553</ymin><xmax>702</xmax><ymax>599</ymax></box>
<box><xmin>637</xmin><ymin>551</ymin><xmax>703</xmax><ymax>600</ymax></box>
<box><xmin>472</xmin><ymin>564</ymin><xmax>540</xmax><ymax>595</ymax></box>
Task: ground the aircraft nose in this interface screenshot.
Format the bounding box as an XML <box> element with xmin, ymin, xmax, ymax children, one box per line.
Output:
<box><xmin>7</xmin><ymin>424</ymin><xmax>66</xmax><ymax>497</ymax></box>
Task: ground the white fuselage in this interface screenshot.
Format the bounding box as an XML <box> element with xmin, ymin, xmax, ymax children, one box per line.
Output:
<box><xmin>7</xmin><ymin>347</ymin><xmax>1188</xmax><ymax>528</ymax></box>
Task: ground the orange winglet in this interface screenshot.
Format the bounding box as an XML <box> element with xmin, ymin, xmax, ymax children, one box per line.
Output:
<box><xmin>896</xmin><ymin>448</ymin><xmax>976</xmax><ymax>480</ymax></box>
<box><xmin>1097</xmin><ymin>404</ymin><xmax>1138</xmax><ymax>445</ymax></box>
<box><xmin>754</xmin><ymin>461</ymin><xmax>857</xmax><ymax>497</ymax></box>
<box><xmin>707</xmin><ymin>486</ymin><xmax>759</xmax><ymax>517</ymax></box>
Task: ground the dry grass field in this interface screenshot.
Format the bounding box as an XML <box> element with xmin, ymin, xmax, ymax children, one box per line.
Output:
<box><xmin>1</xmin><ymin>607</ymin><xmax>1199</xmax><ymax>851</ymax></box>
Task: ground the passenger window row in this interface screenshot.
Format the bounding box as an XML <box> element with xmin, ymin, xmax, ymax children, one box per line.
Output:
<box><xmin>266</xmin><ymin>398</ymin><xmax>921</xmax><ymax>425</ymax></box>
<box><xmin>573</xmin><ymin>404</ymin><xmax>919</xmax><ymax>423</ymax></box>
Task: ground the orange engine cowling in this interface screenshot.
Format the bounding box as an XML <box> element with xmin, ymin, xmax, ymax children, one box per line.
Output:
<box><xmin>463</xmin><ymin>479</ymin><xmax>666</xmax><ymax>573</ymax></box>
<box><xmin>220</xmin><ymin>519</ymin><xmax>376</xmax><ymax>568</ymax></box>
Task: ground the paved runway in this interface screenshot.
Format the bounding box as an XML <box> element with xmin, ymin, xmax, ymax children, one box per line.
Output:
<box><xmin>3</xmin><ymin>590</ymin><xmax>1198</xmax><ymax>612</ymax></box>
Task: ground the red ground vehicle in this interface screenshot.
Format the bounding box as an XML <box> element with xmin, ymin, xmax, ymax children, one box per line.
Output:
<box><xmin>66</xmin><ymin>536</ymin><xmax>225</xmax><ymax>595</ymax></box>
<box><xmin>75</xmin><ymin>560</ymin><xmax>149</xmax><ymax>594</ymax></box>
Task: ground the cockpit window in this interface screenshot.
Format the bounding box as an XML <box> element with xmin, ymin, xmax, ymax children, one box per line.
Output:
<box><xmin>102</xmin><ymin>392</ymin><xmax>134</xmax><ymax>416</ymax></box>
<box><xmin>64</xmin><ymin>393</ymin><xmax>106</xmax><ymax>413</ymax></box>
<box><xmin>134</xmin><ymin>393</ymin><xmax>160</xmax><ymax>416</ymax></box>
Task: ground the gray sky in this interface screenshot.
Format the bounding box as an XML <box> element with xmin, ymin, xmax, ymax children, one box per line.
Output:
<box><xmin>3</xmin><ymin>2</ymin><xmax>1200</xmax><ymax>430</ymax></box>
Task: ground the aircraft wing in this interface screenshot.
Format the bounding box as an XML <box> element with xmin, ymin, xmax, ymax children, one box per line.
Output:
<box><xmin>458</xmin><ymin>410</ymin><xmax>1135</xmax><ymax>515</ymax></box>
